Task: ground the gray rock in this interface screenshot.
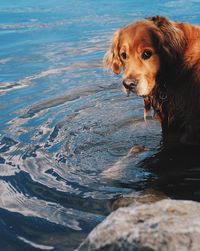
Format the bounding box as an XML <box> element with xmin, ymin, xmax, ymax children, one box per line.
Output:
<box><xmin>77</xmin><ymin>200</ymin><xmax>200</xmax><ymax>251</ymax></box>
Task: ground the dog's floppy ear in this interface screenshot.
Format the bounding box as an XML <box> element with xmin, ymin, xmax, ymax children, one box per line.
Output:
<box><xmin>103</xmin><ymin>29</ymin><xmax>122</xmax><ymax>74</ymax></box>
<box><xmin>147</xmin><ymin>16</ymin><xmax>185</xmax><ymax>59</ymax></box>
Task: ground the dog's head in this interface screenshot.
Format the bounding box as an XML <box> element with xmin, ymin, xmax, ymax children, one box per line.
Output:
<box><xmin>104</xmin><ymin>16</ymin><xmax>185</xmax><ymax>97</ymax></box>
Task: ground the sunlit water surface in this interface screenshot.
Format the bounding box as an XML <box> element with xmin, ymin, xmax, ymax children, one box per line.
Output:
<box><xmin>0</xmin><ymin>1</ymin><xmax>200</xmax><ymax>250</ymax></box>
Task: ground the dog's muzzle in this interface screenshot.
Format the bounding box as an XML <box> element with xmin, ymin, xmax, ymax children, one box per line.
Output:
<box><xmin>122</xmin><ymin>78</ymin><xmax>139</xmax><ymax>96</ymax></box>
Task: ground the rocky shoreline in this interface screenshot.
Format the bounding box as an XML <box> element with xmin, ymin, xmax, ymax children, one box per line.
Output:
<box><xmin>77</xmin><ymin>192</ymin><xmax>200</xmax><ymax>251</ymax></box>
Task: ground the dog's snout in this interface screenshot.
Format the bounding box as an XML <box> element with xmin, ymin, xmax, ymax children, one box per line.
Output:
<box><xmin>123</xmin><ymin>79</ymin><xmax>138</xmax><ymax>90</ymax></box>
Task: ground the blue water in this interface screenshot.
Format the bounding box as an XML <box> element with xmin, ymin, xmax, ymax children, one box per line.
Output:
<box><xmin>0</xmin><ymin>1</ymin><xmax>200</xmax><ymax>250</ymax></box>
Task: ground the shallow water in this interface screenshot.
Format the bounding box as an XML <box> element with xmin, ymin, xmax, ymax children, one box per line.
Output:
<box><xmin>0</xmin><ymin>1</ymin><xmax>200</xmax><ymax>250</ymax></box>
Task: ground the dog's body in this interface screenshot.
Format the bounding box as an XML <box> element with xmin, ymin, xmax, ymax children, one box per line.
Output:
<box><xmin>104</xmin><ymin>16</ymin><xmax>200</xmax><ymax>145</ymax></box>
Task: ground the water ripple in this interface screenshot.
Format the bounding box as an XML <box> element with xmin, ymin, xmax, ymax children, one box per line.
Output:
<box><xmin>0</xmin><ymin>60</ymin><xmax>101</xmax><ymax>95</ymax></box>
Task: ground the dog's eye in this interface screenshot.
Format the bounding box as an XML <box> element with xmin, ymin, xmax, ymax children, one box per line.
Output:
<box><xmin>141</xmin><ymin>50</ymin><xmax>152</xmax><ymax>60</ymax></box>
<box><xmin>121</xmin><ymin>52</ymin><xmax>127</xmax><ymax>60</ymax></box>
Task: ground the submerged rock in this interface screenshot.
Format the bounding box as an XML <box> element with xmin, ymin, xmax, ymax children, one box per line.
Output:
<box><xmin>77</xmin><ymin>199</ymin><xmax>200</xmax><ymax>251</ymax></box>
<box><xmin>110</xmin><ymin>188</ymin><xmax>168</xmax><ymax>211</ymax></box>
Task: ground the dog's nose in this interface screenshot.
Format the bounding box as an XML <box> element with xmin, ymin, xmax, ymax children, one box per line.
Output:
<box><xmin>122</xmin><ymin>79</ymin><xmax>138</xmax><ymax>91</ymax></box>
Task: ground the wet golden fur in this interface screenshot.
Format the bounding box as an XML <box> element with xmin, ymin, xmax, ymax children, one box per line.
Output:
<box><xmin>104</xmin><ymin>16</ymin><xmax>200</xmax><ymax>144</ymax></box>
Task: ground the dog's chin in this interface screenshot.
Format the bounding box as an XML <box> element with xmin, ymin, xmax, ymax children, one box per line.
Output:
<box><xmin>135</xmin><ymin>81</ymin><xmax>155</xmax><ymax>97</ymax></box>
<box><xmin>122</xmin><ymin>86</ymin><xmax>147</xmax><ymax>98</ymax></box>
<box><xmin>137</xmin><ymin>91</ymin><xmax>149</xmax><ymax>98</ymax></box>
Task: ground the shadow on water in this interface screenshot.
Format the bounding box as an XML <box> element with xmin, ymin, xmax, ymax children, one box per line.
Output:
<box><xmin>139</xmin><ymin>136</ymin><xmax>200</xmax><ymax>201</ymax></box>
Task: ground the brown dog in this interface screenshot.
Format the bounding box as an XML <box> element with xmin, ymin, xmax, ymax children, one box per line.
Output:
<box><xmin>104</xmin><ymin>16</ymin><xmax>200</xmax><ymax>145</ymax></box>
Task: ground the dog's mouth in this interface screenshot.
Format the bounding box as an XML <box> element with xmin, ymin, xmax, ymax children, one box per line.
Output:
<box><xmin>122</xmin><ymin>85</ymin><xmax>131</xmax><ymax>97</ymax></box>
<box><xmin>122</xmin><ymin>84</ymin><xmax>147</xmax><ymax>98</ymax></box>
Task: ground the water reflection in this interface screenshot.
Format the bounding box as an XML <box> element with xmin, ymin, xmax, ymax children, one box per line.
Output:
<box><xmin>140</xmin><ymin>140</ymin><xmax>200</xmax><ymax>201</ymax></box>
